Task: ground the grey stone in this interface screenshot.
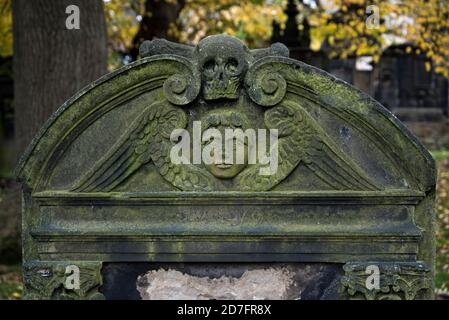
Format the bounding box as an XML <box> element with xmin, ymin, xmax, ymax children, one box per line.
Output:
<box><xmin>16</xmin><ymin>35</ymin><xmax>436</xmax><ymax>300</ymax></box>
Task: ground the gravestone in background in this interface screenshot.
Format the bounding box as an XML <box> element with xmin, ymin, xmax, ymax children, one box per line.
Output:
<box><xmin>17</xmin><ymin>35</ymin><xmax>436</xmax><ymax>300</ymax></box>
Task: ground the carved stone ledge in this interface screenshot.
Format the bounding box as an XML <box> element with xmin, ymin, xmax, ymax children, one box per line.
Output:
<box><xmin>23</xmin><ymin>261</ymin><xmax>104</xmax><ymax>300</ymax></box>
<box><xmin>340</xmin><ymin>261</ymin><xmax>431</xmax><ymax>300</ymax></box>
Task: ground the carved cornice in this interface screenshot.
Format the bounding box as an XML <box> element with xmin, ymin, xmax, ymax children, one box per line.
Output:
<box><xmin>32</xmin><ymin>190</ymin><xmax>425</xmax><ymax>206</ymax></box>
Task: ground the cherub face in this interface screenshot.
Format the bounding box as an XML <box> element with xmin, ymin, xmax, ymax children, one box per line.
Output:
<box><xmin>203</xmin><ymin>133</ymin><xmax>248</xmax><ymax>179</ymax></box>
<box><xmin>200</xmin><ymin>110</ymin><xmax>251</xmax><ymax>179</ymax></box>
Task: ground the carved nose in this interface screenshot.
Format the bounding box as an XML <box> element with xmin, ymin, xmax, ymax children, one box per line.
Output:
<box><xmin>217</xmin><ymin>69</ymin><xmax>226</xmax><ymax>89</ymax></box>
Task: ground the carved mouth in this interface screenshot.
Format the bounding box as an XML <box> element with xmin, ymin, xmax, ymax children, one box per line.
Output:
<box><xmin>203</xmin><ymin>79</ymin><xmax>240</xmax><ymax>100</ymax></box>
<box><xmin>216</xmin><ymin>164</ymin><xmax>233</xmax><ymax>169</ymax></box>
<box><xmin>203</xmin><ymin>90</ymin><xmax>239</xmax><ymax>100</ymax></box>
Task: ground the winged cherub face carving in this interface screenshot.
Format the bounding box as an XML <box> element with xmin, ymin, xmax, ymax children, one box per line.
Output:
<box><xmin>196</xmin><ymin>35</ymin><xmax>250</xmax><ymax>101</ymax></box>
<box><xmin>201</xmin><ymin>110</ymin><xmax>252</xmax><ymax>179</ymax></box>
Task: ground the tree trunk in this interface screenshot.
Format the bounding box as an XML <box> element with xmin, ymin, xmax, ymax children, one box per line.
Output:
<box><xmin>129</xmin><ymin>0</ymin><xmax>186</xmax><ymax>60</ymax></box>
<box><xmin>13</xmin><ymin>0</ymin><xmax>108</xmax><ymax>157</ymax></box>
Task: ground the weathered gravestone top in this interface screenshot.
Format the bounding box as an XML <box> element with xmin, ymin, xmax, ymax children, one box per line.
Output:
<box><xmin>17</xmin><ymin>35</ymin><xmax>436</xmax><ymax>300</ymax></box>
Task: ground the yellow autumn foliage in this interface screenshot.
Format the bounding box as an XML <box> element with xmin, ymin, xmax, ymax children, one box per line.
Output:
<box><xmin>174</xmin><ymin>0</ymin><xmax>287</xmax><ymax>48</ymax></box>
<box><xmin>0</xmin><ymin>0</ymin><xmax>12</xmax><ymax>57</ymax></box>
<box><xmin>0</xmin><ymin>0</ymin><xmax>448</xmax><ymax>77</ymax></box>
<box><xmin>309</xmin><ymin>0</ymin><xmax>449</xmax><ymax>77</ymax></box>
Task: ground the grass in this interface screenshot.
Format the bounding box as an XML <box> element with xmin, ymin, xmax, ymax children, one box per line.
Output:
<box><xmin>431</xmin><ymin>150</ymin><xmax>449</xmax><ymax>161</ymax></box>
<box><xmin>0</xmin><ymin>264</ymin><xmax>22</xmax><ymax>300</ymax></box>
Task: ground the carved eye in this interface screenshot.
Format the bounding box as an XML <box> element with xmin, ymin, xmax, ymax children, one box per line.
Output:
<box><xmin>203</xmin><ymin>59</ymin><xmax>217</xmax><ymax>77</ymax></box>
<box><xmin>225</xmin><ymin>58</ymin><xmax>239</xmax><ymax>75</ymax></box>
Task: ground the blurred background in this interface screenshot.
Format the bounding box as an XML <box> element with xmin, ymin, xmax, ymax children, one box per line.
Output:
<box><xmin>0</xmin><ymin>0</ymin><xmax>448</xmax><ymax>299</ymax></box>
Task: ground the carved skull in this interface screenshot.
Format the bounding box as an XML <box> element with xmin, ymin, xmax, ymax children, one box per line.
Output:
<box><xmin>196</xmin><ymin>35</ymin><xmax>250</xmax><ymax>100</ymax></box>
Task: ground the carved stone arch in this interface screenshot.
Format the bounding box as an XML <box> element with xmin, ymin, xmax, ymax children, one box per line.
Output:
<box><xmin>17</xmin><ymin>55</ymin><xmax>201</xmax><ymax>192</ymax></box>
<box><xmin>245</xmin><ymin>56</ymin><xmax>436</xmax><ymax>193</ymax></box>
<box><xmin>17</xmin><ymin>39</ymin><xmax>435</xmax><ymax>195</ymax></box>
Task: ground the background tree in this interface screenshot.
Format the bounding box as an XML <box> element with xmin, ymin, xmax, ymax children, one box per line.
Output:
<box><xmin>104</xmin><ymin>0</ymin><xmax>286</xmax><ymax>66</ymax></box>
<box><xmin>104</xmin><ymin>0</ymin><xmax>187</xmax><ymax>65</ymax></box>
<box><xmin>13</xmin><ymin>0</ymin><xmax>108</xmax><ymax>156</ymax></box>
<box><xmin>130</xmin><ymin>0</ymin><xmax>186</xmax><ymax>59</ymax></box>
<box><xmin>173</xmin><ymin>0</ymin><xmax>286</xmax><ymax>47</ymax></box>
<box><xmin>307</xmin><ymin>0</ymin><xmax>449</xmax><ymax>76</ymax></box>
<box><xmin>0</xmin><ymin>0</ymin><xmax>12</xmax><ymax>58</ymax></box>
<box><xmin>3</xmin><ymin>0</ymin><xmax>449</xmax><ymax>75</ymax></box>
<box><xmin>103</xmin><ymin>0</ymin><xmax>448</xmax><ymax>77</ymax></box>
<box><xmin>0</xmin><ymin>0</ymin><xmax>108</xmax><ymax>265</ymax></box>
<box><xmin>0</xmin><ymin>0</ymin><xmax>13</xmax><ymax>171</ymax></box>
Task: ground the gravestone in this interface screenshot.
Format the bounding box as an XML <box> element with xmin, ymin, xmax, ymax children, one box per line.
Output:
<box><xmin>374</xmin><ymin>45</ymin><xmax>449</xmax><ymax>121</ymax></box>
<box><xmin>17</xmin><ymin>35</ymin><xmax>436</xmax><ymax>300</ymax></box>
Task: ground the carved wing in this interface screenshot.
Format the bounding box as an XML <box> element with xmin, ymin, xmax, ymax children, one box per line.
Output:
<box><xmin>72</xmin><ymin>101</ymin><xmax>215</xmax><ymax>192</ymax></box>
<box><xmin>236</xmin><ymin>101</ymin><xmax>379</xmax><ymax>191</ymax></box>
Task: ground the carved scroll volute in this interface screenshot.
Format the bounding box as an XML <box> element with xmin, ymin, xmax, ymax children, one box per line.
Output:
<box><xmin>245</xmin><ymin>57</ymin><xmax>287</xmax><ymax>107</ymax></box>
<box><xmin>159</xmin><ymin>57</ymin><xmax>201</xmax><ymax>106</ymax></box>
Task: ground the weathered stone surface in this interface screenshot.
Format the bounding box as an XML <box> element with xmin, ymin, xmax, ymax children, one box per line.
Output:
<box><xmin>22</xmin><ymin>261</ymin><xmax>104</xmax><ymax>300</ymax></box>
<box><xmin>16</xmin><ymin>34</ymin><xmax>436</xmax><ymax>299</ymax></box>
<box><xmin>341</xmin><ymin>261</ymin><xmax>431</xmax><ymax>300</ymax></box>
